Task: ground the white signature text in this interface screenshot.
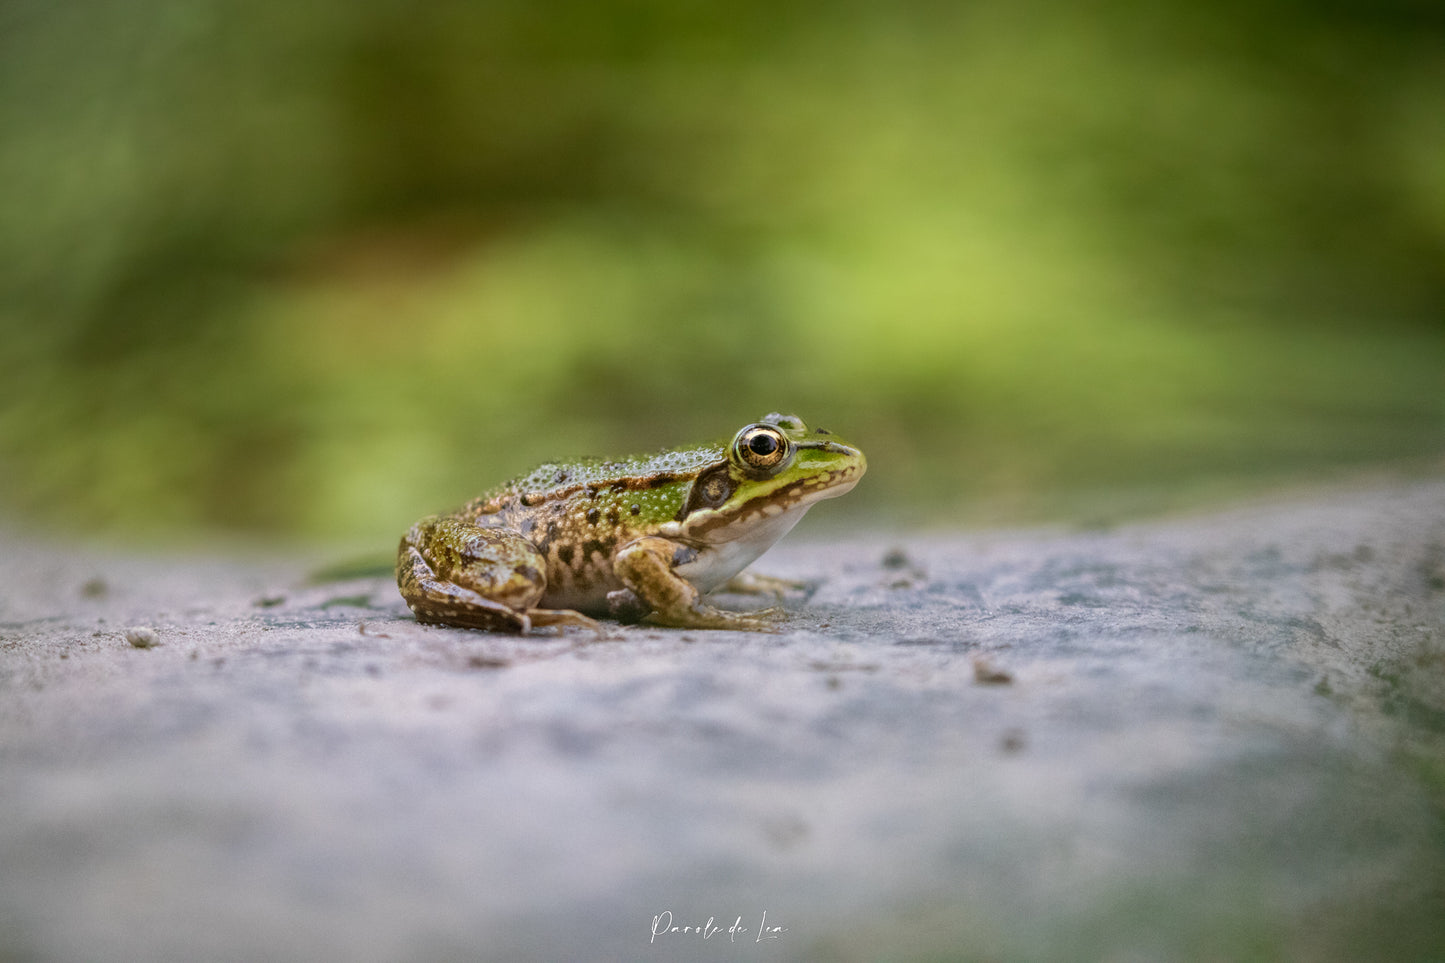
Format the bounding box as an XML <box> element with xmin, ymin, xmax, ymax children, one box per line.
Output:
<box><xmin>650</xmin><ymin>910</ymin><xmax>787</xmax><ymax>944</ymax></box>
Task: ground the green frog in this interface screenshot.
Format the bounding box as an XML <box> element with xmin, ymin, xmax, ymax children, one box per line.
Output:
<box><xmin>397</xmin><ymin>414</ymin><xmax>865</xmax><ymax>633</ymax></box>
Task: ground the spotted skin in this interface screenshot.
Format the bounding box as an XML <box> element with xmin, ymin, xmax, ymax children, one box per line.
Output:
<box><xmin>396</xmin><ymin>414</ymin><xmax>865</xmax><ymax>633</ymax></box>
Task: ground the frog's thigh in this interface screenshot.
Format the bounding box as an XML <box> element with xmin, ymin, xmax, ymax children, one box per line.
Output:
<box><xmin>417</xmin><ymin>517</ymin><xmax>547</xmax><ymax>610</ymax></box>
<box><xmin>397</xmin><ymin>538</ymin><xmax>532</xmax><ymax>633</ymax></box>
<box><xmin>398</xmin><ymin>517</ymin><xmax>548</xmax><ymax>632</ymax></box>
<box><xmin>613</xmin><ymin>536</ymin><xmax>781</xmax><ymax>631</ymax></box>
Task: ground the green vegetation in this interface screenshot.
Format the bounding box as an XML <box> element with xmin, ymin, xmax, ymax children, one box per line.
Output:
<box><xmin>2</xmin><ymin>0</ymin><xmax>1442</xmax><ymax>541</ymax></box>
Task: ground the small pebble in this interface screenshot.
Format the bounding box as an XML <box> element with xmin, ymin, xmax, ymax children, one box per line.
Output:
<box><xmin>972</xmin><ymin>658</ymin><xmax>1013</xmax><ymax>685</ymax></box>
<box><xmin>881</xmin><ymin>548</ymin><xmax>912</xmax><ymax>570</ymax></box>
<box><xmin>881</xmin><ymin>547</ymin><xmax>927</xmax><ymax>587</ymax></box>
<box><xmin>125</xmin><ymin>626</ymin><xmax>160</xmax><ymax>649</ymax></box>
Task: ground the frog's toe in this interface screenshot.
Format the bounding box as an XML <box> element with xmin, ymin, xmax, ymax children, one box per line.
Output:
<box><xmin>737</xmin><ymin>604</ymin><xmax>788</xmax><ymax>631</ymax></box>
<box><xmin>526</xmin><ymin>607</ymin><xmax>607</xmax><ymax>636</ymax></box>
<box><xmin>718</xmin><ymin>573</ymin><xmax>814</xmax><ymax>598</ymax></box>
<box><xmin>646</xmin><ymin>602</ymin><xmax>787</xmax><ymax>632</ymax></box>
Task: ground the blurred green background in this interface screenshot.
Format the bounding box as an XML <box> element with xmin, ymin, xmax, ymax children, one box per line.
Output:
<box><xmin>1</xmin><ymin>0</ymin><xmax>1443</xmax><ymax>544</ymax></box>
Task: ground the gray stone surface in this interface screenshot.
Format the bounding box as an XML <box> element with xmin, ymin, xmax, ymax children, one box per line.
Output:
<box><xmin>2</xmin><ymin>481</ymin><xmax>1444</xmax><ymax>962</ymax></box>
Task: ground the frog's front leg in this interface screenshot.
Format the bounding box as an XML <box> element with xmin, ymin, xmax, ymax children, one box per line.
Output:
<box><xmin>612</xmin><ymin>536</ymin><xmax>783</xmax><ymax>631</ymax></box>
<box><xmin>397</xmin><ymin>515</ymin><xmax>599</xmax><ymax>634</ymax></box>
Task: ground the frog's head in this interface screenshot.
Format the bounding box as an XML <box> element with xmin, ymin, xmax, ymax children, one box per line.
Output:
<box><xmin>674</xmin><ymin>413</ymin><xmax>866</xmax><ymax>549</ymax></box>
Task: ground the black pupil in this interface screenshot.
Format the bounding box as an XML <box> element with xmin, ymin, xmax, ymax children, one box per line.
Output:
<box><xmin>748</xmin><ymin>433</ymin><xmax>778</xmax><ymax>457</ymax></box>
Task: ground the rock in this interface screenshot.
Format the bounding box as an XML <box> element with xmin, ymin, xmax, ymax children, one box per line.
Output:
<box><xmin>1</xmin><ymin>479</ymin><xmax>1444</xmax><ymax>962</ymax></box>
<box><xmin>124</xmin><ymin>626</ymin><xmax>159</xmax><ymax>649</ymax></box>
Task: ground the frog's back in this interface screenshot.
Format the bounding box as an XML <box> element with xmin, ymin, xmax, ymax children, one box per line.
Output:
<box><xmin>446</xmin><ymin>442</ymin><xmax>726</xmax><ymax>610</ymax></box>
<box><xmin>461</xmin><ymin>442</ymin><xmax>726</xmax><ymax>518</ymax></box>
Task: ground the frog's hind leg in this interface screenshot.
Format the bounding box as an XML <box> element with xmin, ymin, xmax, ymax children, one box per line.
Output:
<box><xmin>397</xmin><ymin>516</ymin><xmax>601</xmax><ymax>635</ymax></box>
<box><xmin>397</xmin><ymin>538</ymin><xmax>533</xmax><ymax>633</ymax></box>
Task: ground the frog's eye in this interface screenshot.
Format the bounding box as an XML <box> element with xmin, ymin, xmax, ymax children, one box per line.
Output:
<box><xmin>732</xmin><ymin>424</ymin><xmax>792</xmax><ymax>475</ymax></box>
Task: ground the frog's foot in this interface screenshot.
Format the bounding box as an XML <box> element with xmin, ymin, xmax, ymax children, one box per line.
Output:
<box><xmin>649</xmin><ymin>601</ymin><xmax>786</xmax><ymax>632</ymax></box>
<box><xmin>614</xmin><ymin>536</ymin><xmax>787</xmax><ymax>632</ymax></box>
<box><xmin>716</xmin><ymin>571</ymin><xmax>815</xmax><ymax>598</ymax></box>
<box><xmin>605</xmin><ymin>587</ymin><xmax>779</xmax><ymax>630</ymax></box>
<box><xmin>525</xmin><ymin>607</ymin><xmax>609</xmax><ymax>637</ymax></box>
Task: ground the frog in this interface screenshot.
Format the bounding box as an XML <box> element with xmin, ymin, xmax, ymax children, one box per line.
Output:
<box><xmin>396</xmin><ymin>413</ymin><xmax>865</xmax><ymax>633</ymax></box>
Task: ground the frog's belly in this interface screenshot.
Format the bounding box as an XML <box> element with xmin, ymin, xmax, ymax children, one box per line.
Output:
<box><xmin>538</xmin><ymin>552</ymin><xmax>627</xmax><ymax>613</ymax></box>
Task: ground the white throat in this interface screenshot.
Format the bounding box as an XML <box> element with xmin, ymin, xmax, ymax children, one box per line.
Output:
<box><xmin>673</xmin><ymin>501</ymin><xmax>816</xmax><ymax>593</ymax></box>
